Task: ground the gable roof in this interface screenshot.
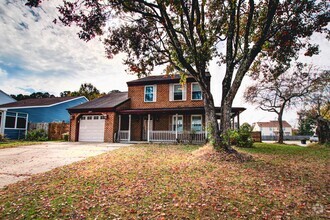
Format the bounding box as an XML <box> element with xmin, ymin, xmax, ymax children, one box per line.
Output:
<box><xmin>127</xmin><ymin>73</ymin><xmax>211</xmax><ymax>86</ymax></box>
<box><xmin>0</xmin><ymin>96</ymin><xmax>86</xmax><ymax>109</ymax></box>
<box><xmin>68</xmin><ymin>92</ymin><xmax>129</xmax><ymax>111</ymax></box>
<box><xmin>257</xmin><ymin>121</ymin><xmax>292</xmax><ymax>128</ymax></box>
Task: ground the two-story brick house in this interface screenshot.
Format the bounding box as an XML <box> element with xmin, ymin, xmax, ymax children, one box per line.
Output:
<box><xmin>68</xmin><ymin>74</ymin><xmax>245</xmax><ymax>143</ymax></box>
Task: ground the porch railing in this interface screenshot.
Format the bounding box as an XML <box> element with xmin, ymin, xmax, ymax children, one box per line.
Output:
<box><xmin>118</xmin><ymin>130</ymin><xmax>129</xmax><ymax>141</ymax></box>
<box><xmin>118</xmin><ymin>130</ymin><xmax>206</xmax><ymax>143</ymax></box>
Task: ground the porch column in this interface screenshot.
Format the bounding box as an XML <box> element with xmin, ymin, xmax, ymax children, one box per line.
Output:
<box><xmin>175</xmin><ymin>113</ymin><xmax>178</xmax><ymax>139</ymax></box>
<box><xmin>205</xmin><ymin>120</ymin><xmax>208</xmax><ymax>139</ymax></box>
<box><xmin>118</xmin><ymin>115</ymin><xmax>121</xmax><ymax>131</ymax></box>
<box><xmin>128</xmin><ymin>114</ymin><xmax>131</xmax><ymax>141</ymax></box>
<box><xmin>0</xmin><ymin>110</ymin><xmax>6</xmax><ymax>136</ymax></box>
<box><xmin>118</xmin><ymin>115</ymin><xmax>121</xmax><ymax>142</ymax></box>
<box><xmin>147</xmin><ymin>114</ymin><xmax>150</xmax><ymax>142</ymax></box>
<box><xmin>232</xmin><ymin>116</ymin><xmax>235</xmax><ymax>129</ymax></box>
<box><xmin>237</xmin><ymin>113</ymin><xmax>240</xmax><ymax>129</ymax></box>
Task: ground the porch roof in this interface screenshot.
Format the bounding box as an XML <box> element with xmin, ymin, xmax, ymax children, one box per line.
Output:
<box><xmin>118</xmin><ymin>107</ymin><xmax>246</xmax><ymax>117</ymax></box>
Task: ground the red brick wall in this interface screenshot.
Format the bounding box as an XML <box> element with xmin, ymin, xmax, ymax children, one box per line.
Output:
<box><xmin>69</xmin><ymin>113</ymin><xmax>80</xmax><ymax>142</ymax></box>
<box><xmin>104</xmin><ymin>112</ymin><xmax>117</xmax><ymax>142</ymax></box>
<box><xmin>153</xmin><ymin>114</ymin><xmax>170</xmax><ymax>131</ymax></box>
<box><xmin>128</xmin><ymin>82</ymin><xmax>204</xmax><ymax>109</ymax></box>
<box><xmin>131</xmin><ymin>115</ymin><xmax>142</xmax><ymax>141</ymax></box>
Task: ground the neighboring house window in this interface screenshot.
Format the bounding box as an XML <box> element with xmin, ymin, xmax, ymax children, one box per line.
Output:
<box><xmin>16</xmin><ymin>113</ymin><xmax>27</xmax><ymax>129</ymax></box>
<box><xmin>145</xmin><ymin>85</ymin><xmax>156</xmax><ymax>102</ymax></box>
<box><xmin>191</xmin><ymin>83</ymin><xmax>202</xmax><ymax>100</ymax></box>
<box><xmin>191</xmin><ymin>115</ymin><xmax>202</xmax><ymax>132</ymax></box>
<box><xmin>172</xmin><ymin>115</ymin><xmax>183</xmax><ymax>132</ymax></box>
<box><xmin>170</xmin><ymin>84</ymin><xmax>186</xmax><ymax>101</ymax></box>
<box><xmin>5</xmin><ymin>112</ymin><xmax>27</xmax><ymax>129</ymax></box>
<box><xmin>5</xmin><ymin>115</ymin><xmax>15</xmax><ymax>128</ymax></box>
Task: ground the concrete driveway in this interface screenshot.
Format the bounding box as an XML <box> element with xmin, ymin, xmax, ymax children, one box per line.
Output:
<box><xmin>0</xmin><ymin>142</ymin><xmax>129</xmax><ymax>188</ymax></box>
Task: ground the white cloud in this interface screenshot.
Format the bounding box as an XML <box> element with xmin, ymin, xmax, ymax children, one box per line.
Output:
<box><xmin>0</xmin><ymin>68</ymin><xmax>7</xmax><ymax>78</ymax></box>
<box><xmin>0</xmin><ymin>0</ymin><xmax>137</xmax><ymax>95</ymax></box>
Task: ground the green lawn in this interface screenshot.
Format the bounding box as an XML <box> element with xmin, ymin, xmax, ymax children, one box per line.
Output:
<box><xmin>0</xmin><ymin>143</ymin><xmax>329</xmax><ymax>219</ymax></box>
<box><xmin>0</xmin><ymin>140</ymin><xmax>41</xmax><ymax>149</ymax></box>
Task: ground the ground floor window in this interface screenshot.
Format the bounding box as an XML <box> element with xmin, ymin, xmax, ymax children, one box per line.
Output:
<box><xmin>172</xmin><ymin>115</ymin><xmax>183</xmax><ymax>132</ymax></box>
<box><xmin>4</xmin><ymin>112</ymin><xmax>28</xmax><ymax>129</ymax></box>
<box><xmin>191</xmin><ymin>115</ymin><xmax>202</xmax><ymax>132</ymax></box>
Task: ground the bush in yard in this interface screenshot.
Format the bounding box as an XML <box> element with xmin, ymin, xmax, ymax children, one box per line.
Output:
<box><xmin>236</xmin><ymin>123</ymin><xmax>254</xmax><ymax>148</ymax></box>
<box><xmin>26</xmin><ymin>129</ymin><xmax>48</xmax><ymax>141</ymax></box>
<box><xmin>224</xmin><ymin>123</ymin><xmax>254</xmax><ymax>148</ymax></box>
<box><xmin>62</xmin><ymin>133</ymin><xmax>69</xmax><ymax>141</ymax></box>
<box><xmin>0</xmin><ymin>134</ymin><xmax>8</xmax><ymax>142</ymax></box>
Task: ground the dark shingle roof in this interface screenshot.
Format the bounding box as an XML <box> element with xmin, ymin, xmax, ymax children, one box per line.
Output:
<box><xmin>68</xmin><ymin>92</ymin><xmax>129</xmax><ymax>110</ymax></box>
<box><xmin>0</xmin><ymin>96</ymin><xmax>83</xmax><ymax>108</ymax></box>
<box><xmin>127</xmin><ymin>73</ymin><xmax>211</xmax><ymax>86</ymax></box>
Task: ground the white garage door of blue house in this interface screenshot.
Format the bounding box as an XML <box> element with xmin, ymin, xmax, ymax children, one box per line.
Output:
<box><xmin>78</xmin><ymin>115</ymin><xmax>105</xmax><ymax>142</ymax></box>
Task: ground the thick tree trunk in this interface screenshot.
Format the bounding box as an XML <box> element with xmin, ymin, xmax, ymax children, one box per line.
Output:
<box><xmin>316</xmin><ymin>116</ymin><xmax>330</xmax><ymax>144</ymax></box>
<box><xmin>277</xmin><ymin>107</ymin><xmax>284</xmax><ymax>144</ymax></box>
<box><xmin>219</xmin><ymin>97</ymin><xmax>236</xmax><ymax>152</ymax></box>
<box><xmin>201</xmin><ymin>86</ymin><xmax>221</xmax><ymax>149</ymax></box>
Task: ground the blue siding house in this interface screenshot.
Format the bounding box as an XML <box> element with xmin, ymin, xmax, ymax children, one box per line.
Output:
<box><xmin>0</xmin><ymin>96</ymin><xmax>88</xmax><ymax>139</ymax></box>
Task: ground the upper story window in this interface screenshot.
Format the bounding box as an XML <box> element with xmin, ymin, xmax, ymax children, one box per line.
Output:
<box><xmin>145</xmin><ymin>85</ymin><xmax>157</xmax><ymax>102</ymax></box>
<box><xmin>191</xmin><ymin>83</ymin><xmax>202</xmax><ymax>100</ymax></box>
<box><xmin>170</xmin><ymin>84</ymin><xmax>186</xmax><ymax>101</ymax></box>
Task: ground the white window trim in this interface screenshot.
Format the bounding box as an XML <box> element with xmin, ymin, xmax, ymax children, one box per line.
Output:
<box><xmin>172</xmin><ymin>115</ymin><xmax>183</xmax><ymax>131</ymax></box>
<box><xmin>4</xmin><ymin>111</ymin><xmax>28</xmax><ymax>129</ymax></box>
<box><xmin>144</xmin><ymin>85</ymin><xmax>157</xmax><ymax>102</ymax></box>
<box><xmin>191</xmin><ymin>114</ymin><xmax>203</xmax><ymax>131</ymax></box>
<box><xmin>169</xmin><ymin>83</ymin><xmax>186</xmax><ymax>101</ymax></box>
<box><xmin>191</xmin><ymin>82</ymin><xmax>202</xmax><ymax>100</ymax></box>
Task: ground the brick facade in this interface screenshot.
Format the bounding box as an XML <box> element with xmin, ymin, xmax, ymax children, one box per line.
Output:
<box><xmin>68</xmin><ymin>75</ymin><xmax>215</xmax><ymax>142</ymax></box>
<box><xmin>128</xmin><ymin>82</ymin><xmax>204</xmax><ymax>109</ymax></box>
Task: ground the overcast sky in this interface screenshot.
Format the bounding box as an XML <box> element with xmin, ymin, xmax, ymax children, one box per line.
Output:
<box><xmin>0</xmin><ymin>0</ymin><xmax>329</xmax><ymax>128</ymax></box>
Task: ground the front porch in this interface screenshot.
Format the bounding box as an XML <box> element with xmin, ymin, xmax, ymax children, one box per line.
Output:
<box><xmin>116</xmin><ymin>107</ymin><xmax>245</xmax><ymax>143</ymax></box>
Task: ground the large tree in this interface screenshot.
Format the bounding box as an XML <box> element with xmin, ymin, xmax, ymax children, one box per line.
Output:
<box><xmin>26</xmin><ymin>0</ymin><xmax>329</xmax><ymax>152</ymax></box>
<box><xmin>244</xmin><ymin>63</ymin><xmax>328</xmax><ymax>143</ymax></box>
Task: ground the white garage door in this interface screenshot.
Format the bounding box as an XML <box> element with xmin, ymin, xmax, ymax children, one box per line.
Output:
<box><xmin>79</xmin><ymin>115</ymin><xmax>105</xmax><ymax>142</ymax></box>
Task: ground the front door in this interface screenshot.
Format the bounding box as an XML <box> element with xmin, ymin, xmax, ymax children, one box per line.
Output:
<box><xmin>142</xmin><ymin>116</ymin><xmax>153</xmax><ymax>141</ymax></box>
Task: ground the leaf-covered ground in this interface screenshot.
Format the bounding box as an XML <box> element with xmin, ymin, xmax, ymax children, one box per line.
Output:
<box><xmin>0</xmin><ymin>143</ymin><xmax>329</xmax><ymax>219</ymax></box>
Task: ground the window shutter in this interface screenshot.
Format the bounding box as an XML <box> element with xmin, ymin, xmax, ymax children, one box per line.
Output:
<box><xmin>182</xmin><ymin>84</ymin><xmax>187</xmax><ymax>100</ymax></box>
<box><xmin>153</xmin><ymin>85</ymin><xmax>157</xmax><ymax>102</ymax></box>
<box><xmin>169</xmin><ymin>84</ymin><xmax>173</xmax><ymax>101</ymax></box>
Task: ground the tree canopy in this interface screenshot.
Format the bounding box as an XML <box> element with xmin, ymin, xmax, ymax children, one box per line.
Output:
<box><xmin>26</xmin><ymin>0</ymin><xmax>329</xmax><ymax>151</ymax></box>
<box><xmin>60</xmin><ymin>83</ymin><xmax>104</xmax><ymax>100</ymax></box>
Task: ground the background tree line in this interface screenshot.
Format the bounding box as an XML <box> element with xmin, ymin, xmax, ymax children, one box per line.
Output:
<box><xmin>11</xmin><ymin>83</ymin><xmax>106</xmax><ymax>101</ymax></box>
